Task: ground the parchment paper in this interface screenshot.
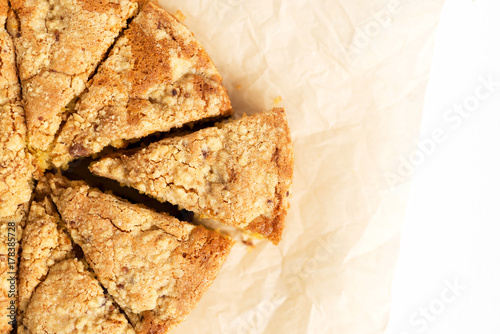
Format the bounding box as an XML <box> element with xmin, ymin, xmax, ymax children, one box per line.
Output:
<box><xmin>153</xmin><ymin>1</ymin><xmax>445</xmax><ymax>333</ymax></box>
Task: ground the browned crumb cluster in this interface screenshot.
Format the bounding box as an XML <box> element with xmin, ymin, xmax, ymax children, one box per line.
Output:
<box><xmin>91</xmin><ymin>108</ymin><xmax>294</xmax><ymax>244</ymax></box>
<box><xmin>51</xmin><ymin>2</ymin><xmax>232</xmax><ymax>168</ymax></box>
<box><xmin>8</xmin><ymin>0</ymin><xmax>141</xmax><ymax>157</ymax></box>
<box><xmin>49</xmin><ymin>174</ymin><xmax>232</xmax><ymax>333</ymax></box>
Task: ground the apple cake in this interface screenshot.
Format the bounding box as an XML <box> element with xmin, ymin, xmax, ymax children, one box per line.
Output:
<box><xmin>0</xmin><ymin>1</ymin><xmax>293</xmax><ymax>332</ymax></box>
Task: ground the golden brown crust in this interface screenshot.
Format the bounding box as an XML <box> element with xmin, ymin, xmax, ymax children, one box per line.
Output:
<box><xmin>136</xmin><ymin>226</ymin><xmax>232</xmax><ymax>334</ymax></box>
<box><xmin>245</xmin><ymin>109</ymin><xmax>293</xmax><ymax>244</ymax></box>
<box><xmin>51</xmin><ymin>2</ymin><xmax>232</xmax><ymax>168</ymax></box>
<box><xmin>0</xmin><ymin>100</ymin><xmax>34</xmax><ymax>223</ymax></box>
<box><xmin>0</xmin><ymin>0</ymin><xmax>35</xmax><ymax>224</ymax></box>
<box><xmin>0</xmin><ymin>0</ymin><xmax>7</xmax><ymax>22</ymax></box>
<box><xmin>0</xmin><ymin>1</ymin><xmax>16</xmax><ymax>101</ymax></box>
<box><xmin>0</xmin><ymin>1</ymin><xmax>290</xmax><ymax>331</ymax></box>
<box><xmin>49</xmin><ymin>174</ymin><xmax>232</xmax><ymax>333</ymax></box>
<box><xmin>18</xmin><ymin>180</ymin><xmax>135</xmax><ymax>333</ymax></box>
<box><xmin>19</xmin><ymin>259</ymin><xmax>136</xmax><ymax>334</ymax></box>
<box><xmin>91</xmin><ymin>108</ymin><xmax>294</xmax><ymax>244</ymax></box>
<box><xmin>0</xmin><ymin>221</ymin><xmax>16</xmax><ymax>334</ymax></box>
<box><xmin>0</xmin><ymin>4</ymin><xmax>34</xmax><ymax>331</ymax></box>
<box><xmin>9</xmin><ymin>0</ymin><xmax>140</xmax><ymax>154</ymax></box>
<box><xmin>17</xmin><ymin>196</ymin><xmax>73</xmax><ymax>325</ymax></box>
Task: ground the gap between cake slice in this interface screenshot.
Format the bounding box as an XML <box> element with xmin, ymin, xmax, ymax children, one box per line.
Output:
<box><xmin>0</xmin><ymin>1</ymin><xmax>36</xmax><ymax>332</ymax></box>
<box><xmin>51</xmin><ymin>2</ymin><xmax>232</xmax><ymax>169</ymax></box>
<box><xmin>48</xmin><ymin>173</ymin><xmax>233</xmax><ymax>333</ymax></box>
<box><xmin>90</xmin><ymin>108</ymin><xmax>294</xmax><ymax>245</ymax></box>
<box><xmin>17</xmin><ymin>177</ymin><xmax>135</xmax><ymax>333</ymax></box>
<box><xmin>7</xmin><ymin>0</ymin><xmax>145</xmax><ymax>170</ymax></box>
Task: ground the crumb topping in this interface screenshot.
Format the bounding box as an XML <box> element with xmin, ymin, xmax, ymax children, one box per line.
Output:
<box><xmin>0</xmin><ymin>1</ymin><xmax>293</xmax><ymax>332</ymax></box>
<box><xmin>91</xmin><ymin>108</ymin><xmax>294</xmax><ymax>244</ymax></box>
<box><xmin>19</xmin><ymin>259</ymin><xmax>136</xmax><ymax>334</ymax></box>
<box><xmin>9</xmin><ymin>0</ymin><xmax>140</xmax><ymax>153</ymax></box>
<box><xmin>51</xmin><ymin>2</ymin><xmax>231</xmax><ymax>168</ymax></box>
<box><xmin>50</xmin><ymin>175</ymin><xmax>232</xmax><ymax>332</ymax></box>
<box><xmin>0</xmin><ymin>0</ymin><xmax>34</xmax><ymax>224</ymax></box>
<box><xmin>18</xmin><ymin>197</ymin><xmax>73</xmax><ymax>324</ymax></box>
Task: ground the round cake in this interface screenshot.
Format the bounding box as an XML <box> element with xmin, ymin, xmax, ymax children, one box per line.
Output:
<box><xmin>0</xmin><ymin>1</ymin><xmax>293</xmax><ymax>333</ymax></box>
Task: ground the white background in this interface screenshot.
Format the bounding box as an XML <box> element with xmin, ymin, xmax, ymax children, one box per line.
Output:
<box><xmin>387</xmin><ymin>0</ymin><xmax>500</xmax><ymax>333</ymax></box>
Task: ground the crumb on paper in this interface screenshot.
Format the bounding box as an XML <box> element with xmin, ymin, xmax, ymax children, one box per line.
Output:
<box><xmin>174</xmin><ymin>10</ymin><xmax>186</xmax><ymax>22</ymax></box>
<box><xmin>273</xmin><ymin>96</ymin><xmax>282</xmax><ymax>105</ymax></box>
<box><xmin>234</xmin><ymin>84</ymin><xmax>242</xmax><ymax>90</ymax></box>
<box><xmin>241</xmin><ymin>237</ymin><xmax>256</xmax><ymax>252</ymax></box>
<box><xmin>242</xmin><ymin>238</ymin><xmax>254</xmax><ymax>247</ymax></box>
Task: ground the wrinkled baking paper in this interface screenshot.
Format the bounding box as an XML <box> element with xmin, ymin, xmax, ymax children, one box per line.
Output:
<box><xmin>151</xmin><ymin>1</ymin><xmax>445</xmax><ymax>333</ymax></box>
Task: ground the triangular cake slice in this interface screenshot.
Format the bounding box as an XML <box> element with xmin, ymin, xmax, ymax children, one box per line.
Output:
<box><xmin>18</xmin><ymin>180</ymin><xmax>134</xmax><ymax>334</ymax></box>
<box><xmin>0</xmin><ymin>2</ymin><xmax>34</xmax><ymax>332</ymax></box>
<box><xmin>8</xmin><ymin>0</ymin><xmax>141</xmax><ymax>160</ymax></box>
<box><xmin>51</xmin><ymin>2</ymin><xmax>232</xmax><ymax>168</ymax></box>
<box><xmin>17</xmin><ymin>181</ymin><xmax>73</xmax><ymax>325</ymax></box>
<box><xmin>49</xmin><ymin>174</ymin><xmax>232</xmax><ymax>333</ymax></box>
<box><xmin>20</xmin><ymin>259</ymin><xmax>135</xmax><ymax>334</ymax></box>
<box><xmin>91</xmin><ymin>108</ymin><xmax>294</xmax><ymax>245</ymax></box>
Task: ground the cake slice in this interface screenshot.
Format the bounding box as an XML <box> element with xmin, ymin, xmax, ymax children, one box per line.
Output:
<box><xmin>0</xmin><ymin>2</ymin><xmax>34</xmax><ymax>332</ymax></box>
<box><xmin>20</xmin><ymin>259</ymin><xmax>136</xmax><ymax>334</ymax></box>
<box><xmin>49</xmin><ymin>174</ymin><xmax>232</xmax><ymax>333</ymax></box>
<box><xmin>18</xmin><ymin>180</ymin><xmax>135</xmax><ymax>334</ymax></box>
<box><xmin>90</xmin><ymin>108</ymin><xmax>293</xmax><ymax>244</ymax></box>
<box><xmin>17</xmin><ymin>180</ymin><xmax>73</xmax><ymax>325</ymax></box>
<box><xmin>51</xmin><ymin>2</ymin><xmax>232</xmax><ymax>168</ymax></box>
<box><xmin>0</xmin><ymin>0</ymin><xmax>34</xmax><ymax>224</ymax></box>
<box><xmin>8</xmin><ymin>0</ymin><xmax>141</xmax><ymax>162</ymax></box>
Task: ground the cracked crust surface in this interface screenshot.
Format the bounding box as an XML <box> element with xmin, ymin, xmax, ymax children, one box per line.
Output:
<box><xmin>0</xmin><ymin>0</ymin><xmax>34</xmax><ymax>224</ymax></box>
<box><xmin>51</xmin><ymin>2</ymin><xmax>232</xmax><ymax>168</ymax></box>
<box><xmin>19</xmin><ymin>259</ymin><xmax>136</xmax><ymax>334</ymax></box>
<box><xmin>49</xmin><ymin>174</ymin><xmax>232</xmax><ymax>333</ymax></box>
<box><xmin>8</xmin><ymin>0</ymin><xmax>141</xmax><ymax>156</ymax></box>
<box><xmin>17</xmin><ymin>186</ymin><xmax>73</xmax><ymax>325</ymax></box>
<box><xmin>91</xmin><ymin>108</ymin><xmax>294</xmax><ymax>244</ymax></box>
<box><xmin>0</xmin><ymin>222</ymin><xmax>17</xmax><ymax>334</ymax></box>
<box><xmin>0</xmin><ymin>3</ymin><xmax>34</xmax><ymax>331</ymax></box>
<box><xmin>18</xmin><ymin>180</ymin><xmax>135</xmax><ymax>333</ymax></box>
